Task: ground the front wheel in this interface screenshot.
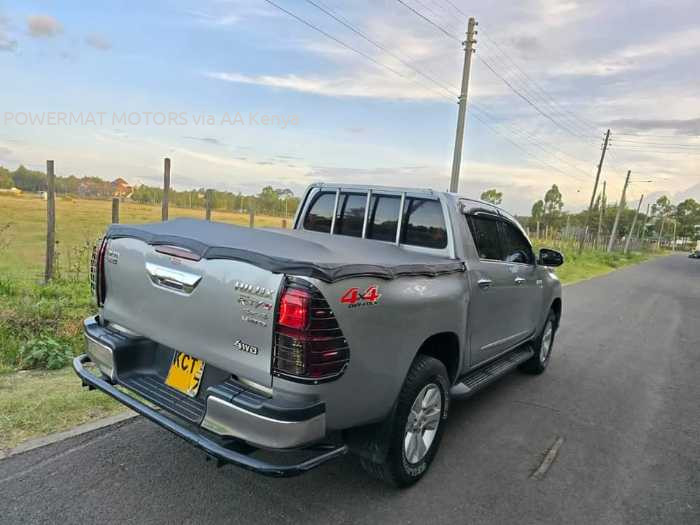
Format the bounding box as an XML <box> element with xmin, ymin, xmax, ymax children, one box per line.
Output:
<box><xmin>360</xmin><ymin>355</ymin><xmax>449</xmax><ymax>487</ymax></box>
<box><xmin>521</xmin><ymin>310</ymin><xmax>557</xmax><ymax>374</ymax></box>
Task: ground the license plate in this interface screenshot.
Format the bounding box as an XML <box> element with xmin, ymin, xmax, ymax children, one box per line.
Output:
<box><xmin>165</xmin><ymin>351</ymin><xmax>205</xmax><ymax>397</ymax></box>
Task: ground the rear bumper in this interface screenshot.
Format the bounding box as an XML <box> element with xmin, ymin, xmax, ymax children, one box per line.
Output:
<box><xmin>75</xmin><ymin>317</ymin><xmax>348</xmax><ymax>477</ymax></box>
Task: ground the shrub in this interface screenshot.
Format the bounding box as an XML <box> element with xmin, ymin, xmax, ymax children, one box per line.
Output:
<box><xmin>18</xmin><ymin>336</ymin><xmax>73</xmax><ymax>370</ymax></box>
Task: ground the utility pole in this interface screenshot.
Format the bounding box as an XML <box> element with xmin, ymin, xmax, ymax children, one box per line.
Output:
<box><xmin>607</xmin><ymin>170</ymin><xmax>631</xmax><ymax>252</ymax></box>
<box><xmin>639</xmin><ymin>202</ymin><xmax>651</xmax><ymax>242</ymax></box>
<box><xmin>579</xmin><ymin>129</ymin><xmax>611</xmax><ymax>253</ymax></box>
<box><xmin>449</xmin><ymin>17</ymin><xmax>477</xmax><ymax>193</ymax></box>
<box><xmin>595</xmin><ymin>180</ymin><xmax>606</xmax><ymax>248</ymax></box>
<box><xmin>624</xmin><ymin>194</ymin><xmax>644</xmax><ymax>254</ymax></box>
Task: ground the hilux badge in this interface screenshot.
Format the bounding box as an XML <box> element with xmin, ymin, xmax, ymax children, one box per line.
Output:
<box><xmin>234</xmin><ymin>339</ymin><xmax>259</xmax><ymax>355</ymax></box>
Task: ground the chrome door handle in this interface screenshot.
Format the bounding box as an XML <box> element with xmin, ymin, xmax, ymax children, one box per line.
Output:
<box><xmin>514</xmin><ymin>277</ymin><xmax>526</xmax><ymax>285</ymax></box>
<box><xmin>477</xmin><ymin>278</ymin><xmax>493</xmax><ymax>289</ymax></box>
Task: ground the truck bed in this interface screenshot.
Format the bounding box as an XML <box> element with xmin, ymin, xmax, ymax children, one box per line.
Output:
<box><xmin>106</xmin><ymin>218</ymin><xmax>464</xmax><ymax>283</ymax></box>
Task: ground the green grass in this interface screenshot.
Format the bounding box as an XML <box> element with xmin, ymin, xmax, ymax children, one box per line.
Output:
<box><xmin>0</xmin><ymin>193</ymin><xmax>289</xmax><ymax>281</ymax></box>
<box><xmin>0</xmin><ymin>367</ymin><xmax>126</xmax><ymax>451</ymax></box>
<box><xmin>540</xmin><ymin>243</ymin><xmax>656</xmax><ymax>284</ymax></box>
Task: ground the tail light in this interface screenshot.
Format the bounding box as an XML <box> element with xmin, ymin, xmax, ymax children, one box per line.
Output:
<box><xmin>273</xmin><ymin>279</ymin><xmax>350</xmax><ymax>383</ymax></box>
<box><xmin>90</xmin><ymin>237</ymin><xmax>108</xmax><ymax>306</ymax></box>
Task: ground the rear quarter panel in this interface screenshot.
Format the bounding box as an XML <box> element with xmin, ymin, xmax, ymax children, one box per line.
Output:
<box><xmin>273</xmin><ymin>273</ymin><xmax>469</xmax><ymax>430</ymax></box>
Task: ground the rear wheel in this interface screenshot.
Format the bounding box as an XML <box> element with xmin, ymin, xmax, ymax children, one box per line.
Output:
<box><xmin>521</xmin><ymin>310</ymin><xmax>557</xmax><ymax>374</ymax></box>
<box><xmin>360</xmin><ymin>355</ymin><xmax>449</xmax><ymax>487</ymax></box>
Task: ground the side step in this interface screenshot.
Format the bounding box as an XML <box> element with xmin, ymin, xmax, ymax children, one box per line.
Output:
<box><xmin>450</xmin><ymin>345</ymin><xmax>534</xmax><ymax>399</ymax></box>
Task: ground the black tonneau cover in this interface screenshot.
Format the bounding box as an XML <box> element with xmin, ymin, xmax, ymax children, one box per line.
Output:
<box><xmin>106</xmin><ymin>218</ymin><xmax>464</xmax><ymax>283</ymax></box>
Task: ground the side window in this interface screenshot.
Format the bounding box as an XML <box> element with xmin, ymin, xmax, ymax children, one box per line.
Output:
<box><xmin>467</xmin><ymin>215</ymin><xmax>502</xmax><ymax>260</ymax></box>
<box><xmin>303</xmin><ymin>192</ymin><xmax>335</xmax><ymax>233</ymax></box>
<box><xmin>401</xmin><ymin>198</ymin><xmax>447</xmax><ymax>249</ymax></box>
<box><xmin>500</xmin><ymin>221</ymin><xmax>534</xmax><ymax>264</ymax></box>
<box><xmin>335</xmin><ymin>193</ymin><xmax>366</xmax><ymax>238</ymax></box>
<box><xmin>367</xmin><ymin>195</ymin><xmax>401</xmax><ymax>242</ymax></box>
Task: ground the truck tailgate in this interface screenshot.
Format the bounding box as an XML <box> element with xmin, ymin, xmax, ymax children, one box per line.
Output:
<box><xmin>102</xmin><ymin>237</ymin><xmax>281</xmax><ymax>387</ymax></box>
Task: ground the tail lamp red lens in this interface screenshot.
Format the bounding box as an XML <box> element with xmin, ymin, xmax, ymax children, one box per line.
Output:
<box><xmin>278</xmin><ymin>288</ymin><xmax>310</xmax><ymax>330</ymax></box>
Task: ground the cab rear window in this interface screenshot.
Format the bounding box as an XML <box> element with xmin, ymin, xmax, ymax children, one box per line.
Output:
<box><xmin>400</xmin><ymin>198</ymin><xmax>447</xmax><ymax>249</ymax></box>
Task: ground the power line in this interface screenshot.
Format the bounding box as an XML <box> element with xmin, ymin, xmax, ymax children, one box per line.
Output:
<box><xmin>395</xmin><ymin>0</ymin><xmax>461</xmax><ymax>41</ymax></box>
<box><xmin>262</xmin><ymin>0</ymin><xmax>453</xmax><ymax>101</ymax></box>
<box><xmin>477</xmin><ymin>34</ymin><xmax>600</xmax><ymax>138</ymax></box>
<box><xmin>304</xmin><ymin>0</ymin><xmax>457</xmax><ymax>99</ymax></box>
<box><xmin>477</xmin><ymin>55</ymin><xmax>588</xmax><ymax>139</ymax></box>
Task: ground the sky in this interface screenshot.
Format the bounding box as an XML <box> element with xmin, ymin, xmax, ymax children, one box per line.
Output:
<box><xmin>0</xmin><ymin>0</ymin><xmax>699</xmax><ymax>214</ymax></box>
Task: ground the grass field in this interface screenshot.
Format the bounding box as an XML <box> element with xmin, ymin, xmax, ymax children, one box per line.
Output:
<box><xmin>0</xmin><ymin>193</ymin><xmax>661</xmax><ymax>451</ymax></box>
<box><xmin>0</xmin><ymin>193</ymin><xmax>288</xmax><ymax>280</ymax></box>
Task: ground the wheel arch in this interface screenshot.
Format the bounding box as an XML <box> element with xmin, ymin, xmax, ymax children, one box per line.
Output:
<box><xmin>415</xmin><ymin>331</ymin><xmax>460</xmax><ymax>384</ymax></box>
<box><xmin>550</xmin><ymin>297</ymin><xmax>562</xmax><ymax>329</ymax></box>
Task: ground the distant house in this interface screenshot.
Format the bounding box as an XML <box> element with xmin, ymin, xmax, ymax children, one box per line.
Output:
<box><xmin>111</xmin><ymin>178</ymin><xmax>133</xmax><ymax>198</ymax></box>
<box><xmin>0</xmin><ymin>187</ymin><xmax>22</xmax><ymax>195</ymax></box>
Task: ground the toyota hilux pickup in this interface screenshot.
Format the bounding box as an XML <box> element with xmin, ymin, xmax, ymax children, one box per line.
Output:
<box><xmin>75</xmin><ymin>183</ymin><xmax>563</xmax><ymax>486</ymax></box>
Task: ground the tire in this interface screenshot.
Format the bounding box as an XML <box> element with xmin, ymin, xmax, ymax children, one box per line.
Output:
<box><xmin>360</xmin><ymin>355</ymin><xmax>449</xmax><ymax>487</ymax></box>
<box><xmin>521</xmin><ymin>309</ymin><xmax>557</xmax><ymax>374</ymax></box>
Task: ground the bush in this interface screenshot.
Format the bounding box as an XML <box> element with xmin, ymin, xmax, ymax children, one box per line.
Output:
<box><xmin>18</xmin><ymin>336</ymin><xmax>73</xmax><ymax>370</ymax></box>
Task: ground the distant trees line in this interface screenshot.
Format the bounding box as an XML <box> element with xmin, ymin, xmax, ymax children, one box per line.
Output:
<box><xmin>480</xmin><ymin>186</ymin><xmax>700</xmax><ymax>243</ymax></box>
<box><xmin>0</xmin><ymin>164</ymin><xmax>301</xmax><ymax>217</ymax></box>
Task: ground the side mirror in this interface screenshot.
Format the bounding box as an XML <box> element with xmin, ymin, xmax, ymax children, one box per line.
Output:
<box><xmin>538</xmin><ymin>248</ymin><xmax>564</xmax><ymax>267</ymax></box>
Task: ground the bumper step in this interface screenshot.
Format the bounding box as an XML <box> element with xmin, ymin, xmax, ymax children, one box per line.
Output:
<box><xmin>450</xmin><ymin>345</ymin><xmax>534</xmax><ymax>399</ymax></box>
<box><xmin>119</xmin><ymin>373</ymin><xmax>206</xmax><ymax>423</ymax></box>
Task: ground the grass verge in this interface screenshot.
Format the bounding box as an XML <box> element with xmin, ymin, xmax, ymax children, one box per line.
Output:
<box><xmin>0</xmin><ymin>368</ymin><xmax>124</xmax><ymax>451</ymax></box>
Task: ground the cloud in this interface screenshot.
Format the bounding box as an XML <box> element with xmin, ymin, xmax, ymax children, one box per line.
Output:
<box><xmin>606</xmin><ymin>117</ymin><xmax>700</xmax><ymax>137</ymax></box>
<box><xmin>0</xmin><ymin>146</ymin><xmax>12</xmax><ymax>157</ymax></box>
<box><xmin>556</xmin><ymin>27</ymin><xmax>700</xmax><ymax>77</ymax></box>
<box><xmin>206</xmin><ymin>71</ymin><xmax>452</xmax><ymax>101</ymax></box>
<box><xmin>85</xmin><ymin>33</ymin><xmax>111</xmax><ymax>50</ymax></box>
<box><xmin>27</xmin><ymin>14</ymin><xmax>63</xmax><ymax>37</ymax></box>
<box><xmin>183</xmin><ymin>136</ymin><xmax>223</xmax><ymax>145</ymax></box>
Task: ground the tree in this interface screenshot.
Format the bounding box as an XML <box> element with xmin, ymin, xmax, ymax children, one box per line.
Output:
<box><xmin>0</xmin><ymin>166</ymin><xmax>12</xmax><ymax>189</ymax></box>
<box><xmin>675</xmin><ymin>198</ymin><xmax>700</xmax><ymax>239</ymax></box>
<box><xmin>480</xmin><ymin>188</ymin><xmax>502</xmax><ymax>205</ymax></box>
<box><xmin>531</xmin><ymin>200</ymin><xmax>544</xmax><ymax>237</ymax></box>
<box><xmin>543</xmin><ymin>184</ymin><xmax>564</xmax><ymax>228</ymax></box>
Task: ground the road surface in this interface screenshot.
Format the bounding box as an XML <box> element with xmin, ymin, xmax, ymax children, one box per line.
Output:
<box><xmin>2</xmin><ymin>254</ymin><xmax>699</xmax><ymax>524</ymax></box>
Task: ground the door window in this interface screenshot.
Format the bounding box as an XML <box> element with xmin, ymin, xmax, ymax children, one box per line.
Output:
<box><xmin>400</xmin><ymin>198</ymin><xmax>448</xmax><ymax>249</ymax></box>
<box><xmin>499</xmin><ymin>221</ymin><xmax>534</xmax><ymax>264</ymax></box>
<box><xmin>467</xmin><ymin>215</ymin><xmax>502</xmax><ymax>260</ymax></box>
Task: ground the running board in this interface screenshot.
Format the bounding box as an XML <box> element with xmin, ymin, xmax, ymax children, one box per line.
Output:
<box><xmin>450</xmin><ymin>346</ymin><xmax>534</xmax><ymax>399</ymax></box>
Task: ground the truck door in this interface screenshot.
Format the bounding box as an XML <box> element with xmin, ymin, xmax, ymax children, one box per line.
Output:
<box><xmin>465</xmin><ymin>213</ymin><xmax>537</xmax><ymax>366</ymax></box>
<box><xmin>498</xmin><ymin>219</ymin><xmax>542</xmax><ymax>340</ymax></box>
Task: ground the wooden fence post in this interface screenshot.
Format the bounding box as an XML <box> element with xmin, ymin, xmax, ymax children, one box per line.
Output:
<box><xmin>44</xmin><ymin>160</ymin><xmax>56</xmax><ymax>283</ymax></box>
<box><xmin>205</xmin><ymin>189</ymin><xmax>212</xmax><ymax>221</ymax></box>
<box><xmin>249</xmin><ymin>201</ymin><xmax>255</xmax><ymax>228</ymax></box>
<box><xmin>282</xmin><ymin>219</ymin><xmax>287</xmax><ymax>229</ymax></box>
<box><xmin>112</xmin><ymin>198</ymin><xmax>120</xmax><ymax>224</ymax></box>
<box><xmin>162</xmin><ymin>157</ymin><xmax>170</xmax><ymax>221</ymax></box>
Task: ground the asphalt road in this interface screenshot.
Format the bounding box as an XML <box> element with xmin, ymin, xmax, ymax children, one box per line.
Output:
<box><xmin>2</xmin><ymin>254</ymin><xmax>699</xmax><ymax>524</ymax></box>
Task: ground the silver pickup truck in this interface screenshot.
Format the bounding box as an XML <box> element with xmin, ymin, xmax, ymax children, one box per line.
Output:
<box><xmin>74</xmin><ymin>183</ymin><xmax>563</xmax><ymax>486</ymax></box>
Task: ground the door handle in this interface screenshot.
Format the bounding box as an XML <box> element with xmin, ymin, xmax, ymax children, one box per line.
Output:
<box><xmin>477</xmin><ymin>278</ymin><xmax>493</xmax><ymax>289</ymax></box>
<box><xmin>514</xmin><ymin>277</ymin><xmax>526</xmax><ymax>285</ymax></box>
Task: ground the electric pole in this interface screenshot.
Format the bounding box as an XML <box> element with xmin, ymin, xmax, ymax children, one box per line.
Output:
<box><xmin>639</xmin><ymin>202</ymin><xmax>651</xmax><ymax>242</ymax></box>
<box><xmin>624</xmin><ymin>194</ymin><xmax>644</xmax><ymax>254</ymax></box>
<box><xmin>607</xmin><ymin>170</ymin><xmax>631</xmax><ymax>252</ymax></box>
<box><xmin>579</xmin><ymin>129</ymin><xmax>611</xmax><ymax>253</ymax></box>
<box><xmin>595</xmin><ymin>180</ymin><xmax>606</xmax><ymax>248</ymax></box>
<box><xmin>449</xmin><ymin>17</ymin><xmax>477</xmax><ymax>193</ymax></box>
